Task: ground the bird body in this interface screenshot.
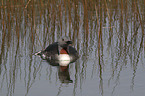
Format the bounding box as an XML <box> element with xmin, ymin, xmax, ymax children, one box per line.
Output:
<box><xmin>35</xmin><ymin>36</ymin><xmax>78</xmax><ymax>66</ymax></box>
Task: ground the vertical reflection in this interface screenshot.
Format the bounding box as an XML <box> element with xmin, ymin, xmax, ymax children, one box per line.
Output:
<box><xmin>98</xmin><ymin>1</ymin><xmax>104</xmax><ymax>95</ymax></box>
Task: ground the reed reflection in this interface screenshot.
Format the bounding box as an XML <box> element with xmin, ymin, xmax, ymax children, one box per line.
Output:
<box><xmin>0</xmin><ymin>0</ymin><xmax>145</xmax><ymax>96</ymax></box>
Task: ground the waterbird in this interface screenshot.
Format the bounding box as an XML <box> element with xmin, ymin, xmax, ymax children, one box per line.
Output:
<box><xmin>35</xmin><ymin>36</ymin><xmax>79</xmax><ymax>66</ymax></box>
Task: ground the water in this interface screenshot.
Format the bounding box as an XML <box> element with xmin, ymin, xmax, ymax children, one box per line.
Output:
<box><xmin>0</xmin><ymin>0</ymin><xmax>145</xmax><ymax>96</ymax></box>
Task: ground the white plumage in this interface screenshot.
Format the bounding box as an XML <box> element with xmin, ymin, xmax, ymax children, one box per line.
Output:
<box><xmin>58</xmin><ymin>54</ymin><xmax>71</xmax><ymax>66</ymax></box>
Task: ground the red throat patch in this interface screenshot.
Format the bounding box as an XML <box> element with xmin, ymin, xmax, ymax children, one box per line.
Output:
<box><xmin>60</xmin><ymin>48</ymin><xmax>68</xmax><ymax>54</ymax></box>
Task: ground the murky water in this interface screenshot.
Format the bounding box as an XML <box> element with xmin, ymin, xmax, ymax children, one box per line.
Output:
<box><xmin>0</xmin><ymin>0</ymin><xmax>145</xmax><ymax>96</ymax></box>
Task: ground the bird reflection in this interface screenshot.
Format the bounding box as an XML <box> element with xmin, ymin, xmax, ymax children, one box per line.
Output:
<box><xmin>47</xmin><ymin>59</ymin><xmax>75</xmax><ymax>83</ymax></box>
<box><xmin>58</xmin><ymin>65</ymin><xmax>73</xmax><ymax>83</ymax></box>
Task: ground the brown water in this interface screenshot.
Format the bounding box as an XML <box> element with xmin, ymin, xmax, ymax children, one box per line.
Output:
<box><xmin>0</xmin><ymin>0</ymin><xmax>145</xmax><ymax>96</ymax></box>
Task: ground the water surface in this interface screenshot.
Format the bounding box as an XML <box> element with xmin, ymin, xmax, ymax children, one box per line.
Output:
<box><xmin>0</xmin><ymin>0</ymin><xmax>145</xmax><ymax>96</ymax></box>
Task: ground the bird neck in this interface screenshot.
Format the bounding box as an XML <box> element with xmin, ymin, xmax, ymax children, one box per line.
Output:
<box><xmin>60</xmin><ymin>47</ymin><xmax>69</xmax><ymax>54</ymax></box>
